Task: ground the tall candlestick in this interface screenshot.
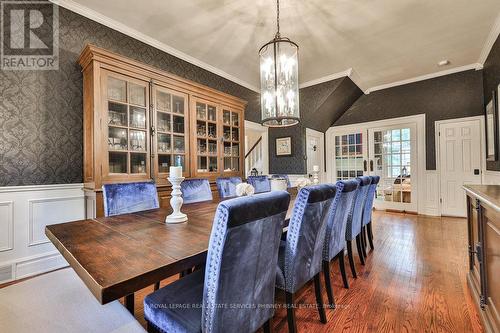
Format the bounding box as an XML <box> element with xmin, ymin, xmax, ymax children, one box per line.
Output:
<box><xmin>165</xmin><ymin>177</ymin><xmax>188</xmax><ymax>224</ymax></box>
<box><xmin>170</xmin><ymin>166</ymin><xmax>182</xmax><ymax>178</ymax></box>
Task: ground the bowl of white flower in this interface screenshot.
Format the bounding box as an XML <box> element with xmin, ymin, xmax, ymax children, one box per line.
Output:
<box><xmin>235</xmin><ymin>183</ymin><xmax>255</xmax><ymax>197</ymax></box>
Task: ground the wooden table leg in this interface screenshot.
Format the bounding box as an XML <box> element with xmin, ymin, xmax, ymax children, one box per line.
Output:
<box><xmin>124</xmin><ymin>293</ymin><xmax>135</xmax><ymax>314</ymax></box>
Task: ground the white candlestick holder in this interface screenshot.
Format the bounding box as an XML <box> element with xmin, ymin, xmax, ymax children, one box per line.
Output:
<box><xmin>165</xmin><ymin>177</ymin><xmax>188</xmax><ymax>224</ymax></box>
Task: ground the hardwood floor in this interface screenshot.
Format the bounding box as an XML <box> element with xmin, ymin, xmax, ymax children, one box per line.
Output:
<box><xmin>126</xmin><ymin>211</ymin><xmax>483</xmax><ymax>332</ymax></box>
<box><xmin>0</xmin><ymin>211</ymin><xmax>483</xmax><ymax>332</ymax></box>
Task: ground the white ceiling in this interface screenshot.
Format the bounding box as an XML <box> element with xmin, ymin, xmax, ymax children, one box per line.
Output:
<box><xmin>60</xmin><ymin>0</ymin><xmax>500</xmax><ymax>92</ymax></box>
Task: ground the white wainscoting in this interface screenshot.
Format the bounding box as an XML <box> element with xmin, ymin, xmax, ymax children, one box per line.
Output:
<box><xmin>421</xmin><ymin>170</ymin><xmax>440</xmax><ymax>216</ymax></box>
<box><xmin>483</xmin><ymin>170</ymin><xmax>500</xmax><ymax>185</ymax></box>
<box><xmin>0</xmin><ymin>184</ymin><xmax>85</xmax><ymax>283</ymax></box>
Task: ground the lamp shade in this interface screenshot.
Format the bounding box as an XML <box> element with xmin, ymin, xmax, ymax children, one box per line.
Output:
<box><xmin>259</xmin><ymin>38</ymin><xmax>299</xmax><ymax>127</ymax></box>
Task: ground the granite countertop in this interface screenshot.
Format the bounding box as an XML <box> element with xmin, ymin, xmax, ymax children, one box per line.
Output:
<box><xmin>463</xmin><ymin>185</ymin><xmax>500</xmax><ymax>212</ymax></box>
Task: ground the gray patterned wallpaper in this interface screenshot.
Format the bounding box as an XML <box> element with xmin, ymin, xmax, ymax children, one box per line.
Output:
<box><xmin>269</xmin><ymin>125</ymin><xmax>307</xmax><ymax>174</ymax></box>
<box><xmin>0</xmin><ymin>4</ymin><xmax>363</xmax><ymax>185</ymax></box>
<box><xmin>0</xmin><ymin>6</ymin><xmax>259</xmax><ymax>186</ymax></box>
<box><xmin>335</xmin><ymin>70</ymin><xmax>484</xmax><ymax>170</ymax></box>
<box><xmin>483</xmin><ymin>34</ymin><xmax>500</xmax><ymax>171</ymax></box>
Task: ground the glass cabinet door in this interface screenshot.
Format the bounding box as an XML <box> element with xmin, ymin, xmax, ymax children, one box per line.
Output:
<box><xmin>154</xmin><ymin>86</ymin><xmax>189</xmax><ymax>183</ymax></box>
<box><xmin>194</xmin><ymin>100</ymin><xmax>219</xmax><ymax>175</ymax></box>
<box><xmin>221</xmin><ymin>107</ymin><xmax>241</xmax><ymax>174</ymax></box>
<box><xmin>104</xmin><ymin>71</ymin><xmax>150</xmax><ymax>181</ymax></box>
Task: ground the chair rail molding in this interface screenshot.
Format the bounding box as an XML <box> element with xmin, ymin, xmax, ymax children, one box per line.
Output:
<box><xmin>326</xmin><ymin>114</ymin><xmax>428</xmax><ymax>215</ymax></box>
<box><xmin>0</xmin><ymin>183</ymin><xmax>84</xmax><ymax>283</ymax></box>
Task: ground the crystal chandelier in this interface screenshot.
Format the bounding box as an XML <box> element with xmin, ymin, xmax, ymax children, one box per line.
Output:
<box><xmin>259</xmin><ymin>0</ymin><xmax>300</xmax><ymax>127</ymax></box>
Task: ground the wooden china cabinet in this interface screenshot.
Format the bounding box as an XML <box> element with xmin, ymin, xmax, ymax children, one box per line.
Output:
<box><xmin>79</xmin><ymin>45</ymin><xmax>246</xmax><ymax>217</ymax></box>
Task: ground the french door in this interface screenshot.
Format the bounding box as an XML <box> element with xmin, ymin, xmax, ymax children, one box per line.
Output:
<box><xmin>333</xmin><ymin>131</ymin><xmax>367</xmax><ymax>181</ymax></box>
<box><xmin>331</xmin><ymin>122</ymin><xmax>418</xmax><ymax>212</ymax></box>
<box><xmin>368</xmin><ymin>123</ymin><xmax>417</xmax><ymax>212</ymax></box>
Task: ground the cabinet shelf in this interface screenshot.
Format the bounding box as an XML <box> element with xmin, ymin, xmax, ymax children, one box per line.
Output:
<box><xmin>80</xmin><ymin>44</ymin><xmax>246</xmax><ymax>216</ymax></box>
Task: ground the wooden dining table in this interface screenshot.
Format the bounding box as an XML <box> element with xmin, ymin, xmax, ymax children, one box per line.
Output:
<box><xmin>45</xmin><ymin>195</ymin><xmax>295</xmax><ymax>313</ymax></box>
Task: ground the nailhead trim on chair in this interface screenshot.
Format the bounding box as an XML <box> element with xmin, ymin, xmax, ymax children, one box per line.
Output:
<box><xmin>283</xmin><ymin>187</ymin><xmax>309</xmax><ymax>293</ymax></box>
<box><xmin>202</xmin><ymin>206</ymin><xmax>228</xmax><ymax>333</ymax></box>
<box><xmin>322</xmin><ymin>181</ymin><xmax>345</xmax><ymax>260</ymax></box>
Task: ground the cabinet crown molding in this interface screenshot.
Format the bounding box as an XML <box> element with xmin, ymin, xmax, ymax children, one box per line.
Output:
<box><xmin>78</xmin><ymin>44</ymin><xmax>248</xmax><ymax>109</ymax></box>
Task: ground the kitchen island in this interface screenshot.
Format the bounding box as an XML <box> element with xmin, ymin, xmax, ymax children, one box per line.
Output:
<box><xmin>464</xmin><ymin>185</ymin><xmax>500</xmax><ymax>333</ymax></box>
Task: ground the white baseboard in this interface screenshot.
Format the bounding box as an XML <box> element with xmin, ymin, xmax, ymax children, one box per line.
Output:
<box><xmin>0</xmin><ymin>183</ymin><xmax>84</xmax><ymax>283</ymax></box>
<box><xmin>14</xmin><ymin>251</ymin><xmax>68</xmax><ymax>280</ymax></box>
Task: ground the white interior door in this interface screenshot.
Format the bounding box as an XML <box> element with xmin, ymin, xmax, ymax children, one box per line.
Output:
<box><xmin>439</xmin><ymin>119</ymin><xmax>481</xmax><ymax>217</ymax></box>
<box><xmin>368</xmin><ymin>124</ymin><xmax>418</xmax><ymax>212</ymax></box>
<box><xmin>306</xmin><ymin>130</ymin><xmax>324</xmax><ymax>182</ymax></box>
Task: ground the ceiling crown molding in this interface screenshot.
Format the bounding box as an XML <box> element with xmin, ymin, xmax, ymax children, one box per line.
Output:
<box><xmin>478</xmin><ymin>12</ymin><xmax>500</xmax><ymax>65</ymax></box>
<box><xmin>299</xmin><ymin>68</ymin><xmax>353</xmax><ymax>89</ymax></box>
<box><xmin>50</xmin><ymin>0</ymin><xmax>260</xmax><ymax>92</ymax></box>
<box><xmin>365</xmin><ymin>63</ymin><xmax>483</xmax><ymax>94</ymax></box>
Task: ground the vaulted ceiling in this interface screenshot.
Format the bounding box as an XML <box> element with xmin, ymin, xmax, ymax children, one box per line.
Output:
<box><xmin>57</xmin><ymin>0</ymin><xmax>500</xmax><ymax>92</ymax></box>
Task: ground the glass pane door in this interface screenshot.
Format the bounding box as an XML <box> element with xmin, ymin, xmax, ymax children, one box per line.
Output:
<box><xmin>154</xmin><ymin>87</ymin><xmax>188</xmax><ymax>180</ymax></box>
<box><xmin>333</xmin><ymin>132</ymin><xmax>365</xmax><ymax>180</ymax></box>
<box><xmin>105</xmin><ymin>73</ymin><xmax>149</xmax><ymax>178</ymax></box>
<box><xmin>222</xmin><ymin>108</ymin><xmax>240</xmax><ymax>173</ymax></box>
<box><xmin>369</xmin><ymin>124</ymin><xmax>416</xmax><ymax>211</ymax></box>
<box><xmin>195</xmin><ymin>101</ymin><xmax>219</xmax><ymax>174</ymax></box>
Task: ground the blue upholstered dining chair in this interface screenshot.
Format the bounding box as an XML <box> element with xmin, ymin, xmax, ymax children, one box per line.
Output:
<box><xmin>102</xmin><ymin>181</ymin><xmax>159</xmax><ymax>217</ymax></box>
<box><xmin>362</xmin><ymin>175</ymin><xmax>380</xmax><ymax>252</ymax></box>
<box><xmin>276</xmin><ymin>184</ymin><xmax>337</xmax><ymax>333</ymax></box>
<box><xmin>181</xmin><ymin>179</ymin><xmax>213</xmax><ymax>204</ymax></box>
<box><xmin>247</xmin><ymin>175</ymin><xmax>271</xmax><ymax>193</ymax></box>
<box><xmin>143</xmin><ymin>191</ymin><xmax>291</xmax><ymax>333</ymax></box>
<box><xmin>322</xmin><ymin>180</ymin><xmax>359</xmax><ymax>307</ymax></box>
<box><xmin>215</xmin><ymin>176</ymin><xmax>242</xmax><ymax>199</ymax></box>
<box><xmin>271</xmin><ymin>174</ymin><xmax>291</xmax><ymax>188</ymax></box>
<box><xmin>345</xmin><ymin>176</ymin><xmax>372</xmax><ymax>278</ymax></box>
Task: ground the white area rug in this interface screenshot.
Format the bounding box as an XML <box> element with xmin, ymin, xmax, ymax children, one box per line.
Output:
<box><xmin>0</xmin><ymin>268</ymin><xmax>146</xmax><ymax>333</ymax></box>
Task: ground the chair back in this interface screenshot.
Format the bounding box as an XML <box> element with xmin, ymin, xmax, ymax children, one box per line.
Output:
<box><xmin>323</xmin><ymin>180</ymin><xmax>359</xmax><ymax>261</ymax></box>
<box><xmin>247</xmin><ymin>175</ymin><xmax>271</xmax><ymax>193</ymax></box>
<box><xmin>271</xmin><ymin>174</ymin><xmax>291</xmax><ymax>188</ymax></box>
<box><xmin>345</xmin><ymin>176</ymin><xmax>371</xmax><ymax>241</ymax></box>
<box><xmin>181</xmin><ymin>179</ymin><xmax>213</xmax><ymax>204</ymax></box>
<box><xmin>202</xmin><ymin>191</ymin><xmax>291</xmax><ymax>333</ymax></box>
<box><xmin>102</xmin><ymin>181</ymin><xmax>159</xmax><ymax>217</ymax></box>
<box><xmin>280</xmin><ymin>184</ymin><xmax>337</xmax><ymax>293</ymax></box>
<box><xmin>215</xmin><ymin>177</ymin><xmax>242</xmax><ymax>199</ymax></box>
<box><xmin>362</xmin><ymin>175</ymin><xmax>380</xmax><ymax>226</ymax></box>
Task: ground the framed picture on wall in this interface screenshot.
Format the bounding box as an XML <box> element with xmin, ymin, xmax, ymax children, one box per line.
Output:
<box><xmin>276</xmin><ymin>137</ymin><xmax>292</xmax><ymax>156</ymax></box>
<box><xmin>485</xmin><ymin>91</ymin><xmax>498</xmax><ymax>161</ymax></box>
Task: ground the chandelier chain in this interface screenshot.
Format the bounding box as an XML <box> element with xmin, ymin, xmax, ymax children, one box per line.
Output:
<box><xmin>276</xmin><ymin>0</ymin><xmax>280</xmax><ymax>38</ymax></box>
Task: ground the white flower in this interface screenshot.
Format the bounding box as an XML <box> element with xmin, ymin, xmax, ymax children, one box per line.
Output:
<box><xmin>296</xmin><ymin>177</ymin><xmax>312</xmax><ymax>189</ymax></box>
<box><xmin>236</xmin><ymin>183</ymin><xmax>255</xmax><ymax>196</ymax></box>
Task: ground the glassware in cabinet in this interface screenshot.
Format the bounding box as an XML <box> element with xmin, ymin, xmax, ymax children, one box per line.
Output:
<box><xmin>153</xmin><ymin>86</ymin><xmax>188</xmax><ymax>179</ymax></box>
<box><xmin>104</xmin><ymin>74</ymin><xmax>151</xmax><ymax>179</ymax></box>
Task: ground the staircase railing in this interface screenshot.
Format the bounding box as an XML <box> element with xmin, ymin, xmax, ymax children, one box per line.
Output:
<box><xmin>245</xmin><ymin>136</ymin><xmax>263</xmax><ymax>175</ymax></box>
